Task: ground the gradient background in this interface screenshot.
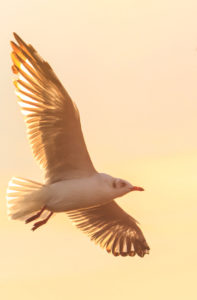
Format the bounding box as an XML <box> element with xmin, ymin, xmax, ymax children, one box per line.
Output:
<box><xmin>1</xmin><ymin>1</ymin><xmax>197</xmax><ymax>299</ymax></box>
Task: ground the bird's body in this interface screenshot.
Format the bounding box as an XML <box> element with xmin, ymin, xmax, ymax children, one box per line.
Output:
<box><xmin>6</xmin><ymin>33</ymin><xmax>150</xmax><ymax>257</ymax></box>
<box><xmin>46</xmin><ymin>173</ymin><xmax>130</xmax><ymax>212</ymax></box>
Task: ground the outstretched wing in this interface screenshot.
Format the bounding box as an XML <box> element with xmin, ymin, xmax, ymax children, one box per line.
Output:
<box><xmin>68</xmin><ymin>201</ymin><xmax>150</xmax><ymax>257</ymax></box>
<box><xmin>10</xmin><ymin>33</ymin><xmax>96</xmax><ymax>183</ymax></box>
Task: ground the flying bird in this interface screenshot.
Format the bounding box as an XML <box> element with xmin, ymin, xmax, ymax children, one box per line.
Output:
<box><xmin>7</xmin><ymin>33</ymin><xmax>150</xmax><ymax>257</ymax></box>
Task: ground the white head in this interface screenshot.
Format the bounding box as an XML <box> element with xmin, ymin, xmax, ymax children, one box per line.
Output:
<box><xmin>100</xmin><ymin>173</ymin><xmax>144</xmax><ymax>199</ymax></box>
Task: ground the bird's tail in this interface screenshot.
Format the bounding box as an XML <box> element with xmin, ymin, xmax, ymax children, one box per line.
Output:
<box><xmin>6</xmin><ymin>177</ymin><xmax>47</xmax><ymax>220</ymax></box>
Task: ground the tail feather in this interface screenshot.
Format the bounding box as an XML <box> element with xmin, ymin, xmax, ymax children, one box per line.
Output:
<box><xmin>7</xmin><ymin>177</ymin><xmax>46</xmax><ymax>220</ymax></box>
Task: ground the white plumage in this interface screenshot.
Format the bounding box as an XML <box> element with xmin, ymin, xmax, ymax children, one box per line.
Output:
<box><xmin>7</xmin><ymin>33</ymin><xmax>150</xmax><ymax>257</ymax></box>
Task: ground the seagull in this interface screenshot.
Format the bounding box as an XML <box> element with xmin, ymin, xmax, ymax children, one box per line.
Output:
<box><xmin>7</xmin><ymin>33</ymin><xmax>150</xmax><ymax>257</ymax></box>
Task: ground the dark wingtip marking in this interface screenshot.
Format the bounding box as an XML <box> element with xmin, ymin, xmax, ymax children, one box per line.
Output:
<box><xmin>120</xmin><ymin>252</ymin><xmax>127</xmax><ymax>257</ymax></box>
<box><xmin>13</xmin><ymin>32</ymin><xmax>21</xmax><ymax>42</ymax></box>
<box><xmin>138</xmin><ymin>251</ymin><xmax>145</xmax><ymax>257</ymax></box>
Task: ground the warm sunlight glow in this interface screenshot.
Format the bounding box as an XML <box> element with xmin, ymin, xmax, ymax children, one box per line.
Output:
<box><xmin>26</xmin><ymin>59</ymin><xmax>33</xmax><ymax>68</ymax></box>
<box><xmin>20</xmin><ymin>62</ymin><xmax>33</xmax><ymax>78</ymax></box>
<box><xmin>18</xmin><ymin>72</ymin><xmax>29</xmax><ymax>84</ymax></box>
<box><xmin>15</xmin><ymin>80</ymin><xmax>32</xmax><ymax>94</ymax></box>
<box><xmin>15</xmin><ymin>90</ymin><xmax>35</xmax><ymax>104</ymax></box>
<box><xmin>1</xmin><ymin>1</ymin><xmax>197</xmax><ymax>299</ymax></box>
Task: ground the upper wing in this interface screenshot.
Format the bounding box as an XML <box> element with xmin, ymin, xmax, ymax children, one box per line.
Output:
<box><xmin>10</xmin><ymin>33</ymin><xmax>96</xmax><ymax>183</ymax></box>
<box><xmin>68</xmin><ymin>201</ymin><xmax>150</xmax><ymax>257</ymax></box>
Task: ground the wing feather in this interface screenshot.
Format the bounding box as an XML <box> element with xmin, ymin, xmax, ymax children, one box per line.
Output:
<box><xmin>68</xmin><ymin>201</ymin><xmax>150</xmax><ymax>257</ymax></box>
<box><xmin>11</xmin><ymin>33</ymin><xmax>96</xmax><ymax>183</ymax></box>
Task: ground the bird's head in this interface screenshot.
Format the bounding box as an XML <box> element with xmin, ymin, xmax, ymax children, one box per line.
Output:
<box><xmin>100</xmin><ymin>174</ymin><xmax>144</xmax><ymax>199</ymax></box>
<box><xmin>112</xmin><ymin>177</ymin><xmax>144</xmax><ymax>198</ymax></box>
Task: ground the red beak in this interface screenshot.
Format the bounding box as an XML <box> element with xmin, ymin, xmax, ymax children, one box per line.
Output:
<box><xmin>131</xmin><ymin>186</ymin><xmax>144</xmax><ymax>192</ymax></box>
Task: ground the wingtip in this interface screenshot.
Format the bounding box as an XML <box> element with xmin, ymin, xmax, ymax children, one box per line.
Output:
<box><xmin>10</xmin><ymin>40</ymin><xmax>17</xmax><ymax>50</ymax></box>
<box><xmin>11</xmin><ymin>33</ymin><xmax>18</xmax><ymax>48</ymax></box>
<box><xmin>13</xmin><ymin>32</ymin><xmax>18</xmax><ymax>39</ymax></box>
<box><xmin>13</xmin><ymin>32</ymin><xmax>24</xmax><ymax>46</ymax></box>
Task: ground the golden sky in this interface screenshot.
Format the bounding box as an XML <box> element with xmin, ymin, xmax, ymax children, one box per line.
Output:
<box><xmin>0</xmin><ymin>0</ymin><xmax>197</xmax><ymax>299</ymax></box>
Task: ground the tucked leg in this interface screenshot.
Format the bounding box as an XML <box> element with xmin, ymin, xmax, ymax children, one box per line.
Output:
<box><xmin>25</xmin><ymin>206</ymin><xmax>46</xmax><ymax>224</ymax></box>
<box><xmin>31</xmin><ymin>212</ymin><xmax>53</xmax><ymax>231</ymax></box>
